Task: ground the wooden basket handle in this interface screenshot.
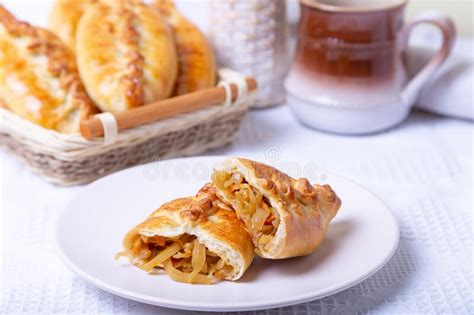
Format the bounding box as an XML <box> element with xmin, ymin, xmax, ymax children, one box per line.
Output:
<box><xmin>80</xmin><ymin>77</ymin><xmax>257</xmax><ymax>140</ymax></box>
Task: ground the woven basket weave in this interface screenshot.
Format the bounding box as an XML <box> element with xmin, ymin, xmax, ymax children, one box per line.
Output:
<box><xmin>0</xmin><ymin>69</ymin><xmax>254</xmax><ymax>185</ymax></box>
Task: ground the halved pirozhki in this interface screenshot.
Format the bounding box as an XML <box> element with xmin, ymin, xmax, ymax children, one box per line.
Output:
<box><xmin>211</xmin><ymin>157</ymin><xmax>341</xmax><ymax>259</ymax></box>
<box><xmin>116</xmin><ymin>184</ymin><xmax>254</xmax><ymax>284</ymax></box>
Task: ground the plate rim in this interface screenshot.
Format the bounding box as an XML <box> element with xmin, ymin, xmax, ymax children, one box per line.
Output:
<box><xmin>55</xmin><ymin>155</ymin><xmax>400</xmax><ymax>312</ymax></box>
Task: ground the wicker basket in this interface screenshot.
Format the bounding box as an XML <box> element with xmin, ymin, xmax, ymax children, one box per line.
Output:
<box><xmin>0</xmin><ymin>69</ymin><xmax>254</xmax><ymax>185</ymax></box>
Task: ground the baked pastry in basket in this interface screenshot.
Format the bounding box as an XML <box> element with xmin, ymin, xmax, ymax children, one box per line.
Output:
<box><xmin>154</xmin><ymin>0</ymin><xmax>216</xmax><ymax>95</ymax></box>
<box><xmin>0</xmin><ymin>5</ymin><xmax>97</xmax><ymax>133</ymax></box>
<box><xmin>116</xmin><ymin>184</ymin><xmax>254</xmax><ymax>284</ymax></box>
<box><xmin>76</xmin><ymin>0</ymin><xmax>177</xmax><ymax>113</ymax></box>
<box><xmin>211</xmin><ymin>158</ymin><xmax>341</xmax><ymax>259</ymax></box>
<box><xmin>49</xmin><ymin>0</ymin><xmax>98</xmax><ymax>51</ymax></box>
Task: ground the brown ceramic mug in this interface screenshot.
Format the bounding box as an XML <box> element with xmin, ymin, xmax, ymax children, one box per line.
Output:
<box><xmin>285</xmin><ymin>0</ymin><xmax>455</xmax><ymax>134</ymax></box>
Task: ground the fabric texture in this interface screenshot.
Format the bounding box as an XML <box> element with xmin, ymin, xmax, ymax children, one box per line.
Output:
<box><xmin>410</xmin><ymin>37</ymin><xmax>474</xmax><ymax>121</ymax></box>
<box><xmin>408</xmin><ymin>12</ymin><xmax>474</xmax><ymax>121</ymax></box>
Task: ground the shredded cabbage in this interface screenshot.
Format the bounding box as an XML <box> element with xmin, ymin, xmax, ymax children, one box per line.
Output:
<box><xmin>190</xmin><ymin>240</ymin><xmax>206</xmax><ymax>277</ymax></box>
<box><xmin>164</xmin><ymin>259</ymin><xmax>213</xmax><ymax>284</ymax></box>
<box><xmin>211</xmin><ymin>170</ymin><xmax>281</xmax><ymax>247</ymax></box>
<box><xmin>118</xmin><ymin>233</ymin><xmax>234</xmax><ymax>284</ymax></box>
<box><xmin>252</xmin><ymin>206</ymin><xmax>270</xmax><ymax>232</ymax></box>
<box><xmin>141</xmin><ymin>242</ymin><xmax>182</xmax><ymax>272</ymax></box>
<box><xmin>114</xmin><ymin>251</ymin><xmax>127</xmax><ymax>260</ymax></box>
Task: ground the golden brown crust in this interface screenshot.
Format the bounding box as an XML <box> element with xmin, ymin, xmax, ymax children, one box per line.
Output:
<box><xmin>214</xmin><ymin>158</ymin><xmax>342</xmax><ymax>259</ymax></box>
<box><xmin>313</xmin><ymin>184</ymin><xmax>342</xmax><ymax>222</ymax></box>
<box><xmin>0</xmin><ymin>5</ymin><xmax>98</xmax><ymax>133</ymax></box>
<box><xmin>76</xmin><ymin>0</ymin><xmax>177</xmax><ymax>113</ymax></box>
<box><xmin>153</xmin><ymin>0</ymin><xmax>216</xmax><ymax>95</ymax></box>
<box><xmin>122</xmin><ymin>183</ymin><xmax>254</xmax><ymax>280</ymax></box>
<box><xmin>49</xmin><ymin>0</ymin><xmax>98</xmax><ymax>51</ymax></box>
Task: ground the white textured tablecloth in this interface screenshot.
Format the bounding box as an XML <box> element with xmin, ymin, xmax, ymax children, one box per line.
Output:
<box><xmin>1</xmin><ymin>106</ymin><xmax>473</xmax><ymax>314</ymax></box>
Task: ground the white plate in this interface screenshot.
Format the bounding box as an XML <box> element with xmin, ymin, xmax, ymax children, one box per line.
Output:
<box><xmin>56</xmin><ymin>156</ymin><xmax>399</xmax><ymax>312</ymax></box>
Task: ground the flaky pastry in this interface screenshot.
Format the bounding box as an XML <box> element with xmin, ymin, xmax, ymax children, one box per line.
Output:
<box><xmin>154</xmin><ymin>0</ymin><xmax>216</xmax><ymax>95</ymax></box>
<box><xmin>76</xmin><ymin>0</ymin><xmax>177</xmax><ymax>113</ymax></box>
<box><xmin>49</xmin><ymin>0</ymin><xmax>98</xmax><ymax>51</ymax></box>
<box><xmin>116</xmin><ymin>184</ymin><xmax>254</xmax><ymax>284</ymax></box>
<box><xmin>0</xmin><ymin>5</ymin><xmax>97</xmax><ymax>133</ymax></box>
<box><xmin>211</xmin><ymin>158</ymin><xmax>341</xmax><ymax>259</ymax></box>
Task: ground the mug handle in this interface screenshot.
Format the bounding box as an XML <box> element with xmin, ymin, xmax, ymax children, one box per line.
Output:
<box><xmin>400</xmin><ymin>14</ymin><xmax>456</xmax><ymax>106</ymax></box>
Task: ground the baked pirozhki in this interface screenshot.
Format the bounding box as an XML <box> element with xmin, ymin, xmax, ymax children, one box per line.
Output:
<box><xmin>49</xmin><ymin>0</ymin><xmax>98</xmax><ymax>51</ymax></box>
<box><xmin>76</xmin><ymin>0</ymin><xmax>178</xmax><ymax>113</ymax></box>
<box><xmin>211</xmin><ymin>158</ymin><xmax>341</xmax><ymax>259</ymax></box>
<box><xmin>116</xmin><ymin>184</ymin><xmax>254</xmax><ymax>284</ymax></box>
<box><xmin>154</xmin><ymin>0</ymin><xmax>216</xmax><ymax>95</ymax></box>
<box><xmin>0</xmin><ymin>5</ymin><xmax>97</xmax><ymax>133</ymax></box>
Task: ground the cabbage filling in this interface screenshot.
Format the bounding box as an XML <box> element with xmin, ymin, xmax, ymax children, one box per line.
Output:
<box><xmin>212</xmin><ymin>170</ymin><xmax>280</xmax><ymax>247</ymax></box>
<box><xmin>116</xmin><ymin>233</ymin><xmax>233</xmax><ymax>284</ymax></box>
